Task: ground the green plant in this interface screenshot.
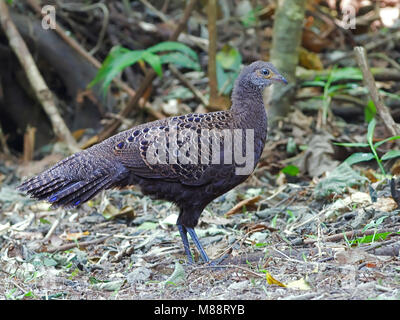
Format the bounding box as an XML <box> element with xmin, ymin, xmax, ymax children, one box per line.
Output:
<box><xmin>286</xmin><ymin>209</ymin><xmax>296</xmax><ymax>224</ymax></box>
<box><xmin>364</xmin><ymin>99</ymin><xmax>376</xmax><ymax>123</ymax></box>
<box><xmin>215</xmin><ymin>45</ymin><xmax>242</xmax><ymax>95</ymax></box>
<box><xmin>281</xmin><ymin>165</ymin><xmax>300</xmax><ymax>177</ymax></box>
<box><xmin>90</xmin><ymin>41</ymin><xmax>200</xmax><ymax>94</ymax></box>
<box><xmin>303</xmin><ymin>67</ymin><xmax>362</xmax><ymax>125</ymax></box>
<box><xmin>347</xmin><ymin>217</ymin><xmax>400</xmax><ymax>246</ymax></box>
<box><xmin>363</xmin><ymin>215</ymin><xmax>388</xmax><ymax>232</ymax></box>
<box><xmin>334</xmin><ymin>118</ymin><xmax>400</xmax><ymax>175</ymax></box>
<box><xmin>240</xmin><ymin>5</ymin><xmax>262</xmax><ymax>27</ymax></box>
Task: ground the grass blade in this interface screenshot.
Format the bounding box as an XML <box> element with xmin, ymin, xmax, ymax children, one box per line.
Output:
<box><xmin>374</xmin><ymin>135</ymin><xmax>400</xmax><ymax>148</ymax></box>
<box><xmin>141</xmin><ymin>51</ymin><xmax>162</xmax><ymax>77</ymax></box>
<box><xmin>333</xmin><ymin>142</ymin><xmax>369</xmax><ymax>147</ymax></box>
<box><xmin>381</xmin><ymin>150</ymin><xmax>400</xmax><ymax>161</ymax></box>
<box><xmin>344</xmin><ymin>152</ymin><xmax>375</xmax><ymax>165</ymax></box>
<box><xmin>147</xmin><ymin>41</ymin><xmax>198</xmax><ymax>61</ymax></box>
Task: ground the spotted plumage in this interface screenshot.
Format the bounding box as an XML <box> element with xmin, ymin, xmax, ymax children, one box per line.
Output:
<box><xmin>17</xmin><ymin>61</ymin><xmax>287</xmax><ymax>264</ymax></box>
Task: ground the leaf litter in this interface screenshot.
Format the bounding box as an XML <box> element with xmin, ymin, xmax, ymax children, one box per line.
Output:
<box><xmin>1</xmin><ymin>138</ymin><xmax>400</xmax><ymax>301</ymax></box>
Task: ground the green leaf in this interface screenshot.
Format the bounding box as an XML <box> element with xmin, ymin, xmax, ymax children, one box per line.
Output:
<box><xmin>367</xmin><ymin>118</ymin><xmax>376</xmax><ymax>146</ymax></box>
<box><xmin>90</xmin><ymin>41</ymin><xmax>200</xmax><ymax>94</ymax></box>
<box><xmin>381</xmin><ymin>150</ymin><xmax>400</xmax><ymax>161</ymax></box>
<box><xmin>349</xmin><ymin>231</ymin><xmax>399</xmax><ymax>245</ymax></box>
<box><xmin>286</xmin><ymin>137</ymin><xmax>297</xmax><ymax>155</ymax></box>
<box><xmin>379</xmin><ymin>90</ymin><xmax>400</xmax><ymax>101</ymax></box>
<box><xmin>215</xmin><ymin>45</ymin><xmax>242</xmax><ymax>95</ymax></box>
<box><xmin>89</xmin><ymin>47</ymin><xmax>144</xmax><ymax>93</ymax></box>
<box><xmin>159</xmin><ymin>52</ymin><xmax>200</xmax><ymax>70</ymax></box>
<box><xmin>281</xmin><ymin>165</ymin><xmax>300</xmax><ymax>176</ymax></box>
<box><xmin>39</xmin><ymin>217</ymin><xmax>51</xmax><ymax>224</ymax></box>
<box><xmin>365</xmin><ymin>117</ymin><xmax>386</xmax><ymax>175</ymax></box>
<box><xmin>327</xmin><ymin>83</ymin><xmax>355</xmax><ymax>94</ymax></box>
<box><xmin>364</xmin><ymin>99</ymin><xmax>376</xmax><ymax>123</ymax></box>
<box><xmin>164</xmin><ymin>261</ymin><xmax>185</xmax><ymax>287</ymax></box>
<box><xmin>240</xmin><ymin>6</ymin><xmax>262</xmax><ymax>27</ymax></box>
<box><xmin>344</xmin><ymin>152</ymin><xmax>375</xmax><ymax>165</ymax></box>
<box><xmin>43</xmin><ymin>257</ymin><xmax>58</xmax><ymax>267</ymax></box>
<box><xmin>23</xmin><ymin>291</ymin><xmax>35</xmax><ymax>298</ymax></box>
<box><xmin>216</xmin><ymin>45</ymin><xmax>242</xmax><ymax>70</ymax></box>
<box><xmin>302</xmin><ymin>80</ymin><xmax>326</xmax><ymax>87</ymax></box>
<box><xmin>373</xmin><ymin>135</ymin><xmax>400</xmax><ymax>148</ymax></box>
<box><xmin>314</xmin><ymin>163</ymin><xmax>368</xmax><ymax>199</ymax></box>
<box><xmin>216</xmin><ymin>62</ymin><xmax>237</xmax><ymax>95</ymax></box>
<box><xmin>330</xmin><ymin>67</ymin><xmax>363</xmax><ymax>82</ymax></box>
<box><xmin>147</xmin><ymin>41</ymin><xmax>198</xmax><ymax>61</ymax></box>
<box><xmin>141</xmin><ymin>51</ymin><xmax>162</xmax><ymax>77</ymax></box>
<box><xmin>136</xmin><ymin>221</ymin><xmax>158</xmax><ymax>231</ymax></box>
<box><xmin>334</xmin><ymin>142</ymin><xmax>369</xmax><ymax>148</ymax></box>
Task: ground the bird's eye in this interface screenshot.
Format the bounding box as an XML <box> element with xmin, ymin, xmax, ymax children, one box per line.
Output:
<box><xmin>261</xmin><ymin>68</ymin><xmax>270</xmax><ymax>76</ymax></box>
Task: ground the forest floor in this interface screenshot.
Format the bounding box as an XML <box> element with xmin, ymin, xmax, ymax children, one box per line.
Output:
<box><xmin>1</xmin><ymin>129</ymin><xmax>399</xmax><ymax>300</ymax></box>
<box><xmin>0</xmin><ymin>0</ymin><xmax>400</xmax><ymax>300</ymax></box>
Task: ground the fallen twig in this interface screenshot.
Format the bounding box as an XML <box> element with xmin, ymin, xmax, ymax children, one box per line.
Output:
<box><xmin>304</xmin><ymin>227</ymin><xmax>399</xmax><ymax>245</ymax></box>
<box><xmin>189</xmin><ymin>264</ymin><xmax>265</xmax><ymax>279</ymax></box>
<box><xmin>138</xmin><ymin>0</ymin><xmax>171</xmax><ymax>26</ymax></box>
<box><xmin>169</xmin><ymin>64</ymin><xmax>209</xmax><ymax>107</ymax></box>
<box><xmin>45</xmin><ymin>235</ymin><xmax>112</xmax><ymax>253</ymax></box>
<box><xmin>0</xmin><ymin>125</ymin><xmax>11</xmax><ymax>156</ymax></box>
<box><xmin>354</xmin><ymin>46</ymin><xmax>400</xmax><ymax>138</ymax></box>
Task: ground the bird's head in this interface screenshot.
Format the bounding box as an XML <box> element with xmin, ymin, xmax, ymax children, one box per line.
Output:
<box><xmin>240</xmin><ymin>61</ymin><xmax>288</xmax><ymax>89</ymax></box>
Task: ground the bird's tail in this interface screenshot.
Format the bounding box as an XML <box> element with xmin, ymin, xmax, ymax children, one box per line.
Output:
<box><xmin>17</xmin><ymin>150</ymin><xmax>129</xmax><ymax>208</ymax></box>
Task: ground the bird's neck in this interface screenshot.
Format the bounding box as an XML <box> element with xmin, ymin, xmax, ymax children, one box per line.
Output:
<box><xmin>230</xmin><ymin>84</ymin><xmax>267</xmax><ymax>134</ymax></box>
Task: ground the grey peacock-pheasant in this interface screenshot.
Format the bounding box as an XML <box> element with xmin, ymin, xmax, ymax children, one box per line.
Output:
<box><xmin>18</xmin><ymin>61</ymin><xmax>287</xmax><ymax>264</ymax></box>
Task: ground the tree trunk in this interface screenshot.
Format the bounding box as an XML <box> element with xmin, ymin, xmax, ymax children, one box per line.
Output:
<box><xmin>266</xmin><ymin>0</ymin><xmax>306</xmax><ymax>125</ymax></box>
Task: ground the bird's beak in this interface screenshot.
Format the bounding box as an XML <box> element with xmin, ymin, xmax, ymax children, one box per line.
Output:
<box><xmin>273</xmin><ymin>74</ymin><xmax>288</xmax><ymax>85</ymax></box>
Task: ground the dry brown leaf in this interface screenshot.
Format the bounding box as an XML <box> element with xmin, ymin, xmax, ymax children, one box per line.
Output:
<box><xmin>72</xmin><ymin>128</ymin><xmax>87</xmax><ymax>141</ymax></box>
<box><xmin>335</xmin><ymin>248</ymin><xmax>375</xmax><ymax>265</ymax></box>
<box><xmin>299</xmin><ymin>47</ymin><xmax>324</xmax><ymax>70</ymax></box>
<box><xmin>243</xmin><ymin>222</ymin><xmax>277</xmax><ymax>234</ymax></box>
<box><xmin>391</xmin><ymin>159</ymin><xmax>400</xmax><ymax>176</ymax></box>
<box><xmin>62</xmin><ymin>231</ymin><xmax>90</xmax><ymax>241</ymax></box>
<box><xmin>361</xmin><ymin>168</ymin><xmax>378</xmax><ymax>183</ymax></box>
<box><xmin>103</xmin><ymin>205</ymin><xmax>136</xmax><ymax>220</ymax></box>
<box><xmin>372</xmin><ymin>197</ymin><xmax>398</xmax><ymax>212</ymax></box>
<box><xmin>23</xmin><ymin>126</ymin><xmax>36</xmax><ymax>163</ymax></box>
<box><xmin>301</xmin><ymin>29</ymin><xmax>331</xmax><ymax>53</ymax></box>
<box><xmin>225</xmin><ymin>195</ymin><xmax>261</xmax><ymax>217</ymax></box>
<box><xmin>81</xmin><ymin>135</ymin><xmax>99</xmax><ymax>150</ymax></box>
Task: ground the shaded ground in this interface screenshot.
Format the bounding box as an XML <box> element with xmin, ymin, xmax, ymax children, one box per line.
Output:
<box><xmin>1</xmin><ymin>0</ymin><xmax>400</xmax><ymax>300</ymax></box>
<box><xmin>1</xmin><ymin>132</ymin><xmax>399</xmax><ymax>300</ymax></box>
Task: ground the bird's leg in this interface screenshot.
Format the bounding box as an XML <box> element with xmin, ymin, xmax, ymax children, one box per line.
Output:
<box><xmin>177</xmin><ymin>224</ymin><xmax>210</xmax><ymax>263</ymax></box>
<box><xmin>177</xmin><ymin>224</ymin><xmax>194</xmax><ymax>264</ymax></box>
<box><xmin>186</xmin><ymin>227</ymin><xmax>210</xmax><ymax>263</ymax></box>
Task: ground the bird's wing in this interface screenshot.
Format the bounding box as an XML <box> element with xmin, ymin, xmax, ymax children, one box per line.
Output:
<box><xmin>112</xmin><ymin>112</ymin><xmax>235</xmax><ymax>185</ymax></box>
